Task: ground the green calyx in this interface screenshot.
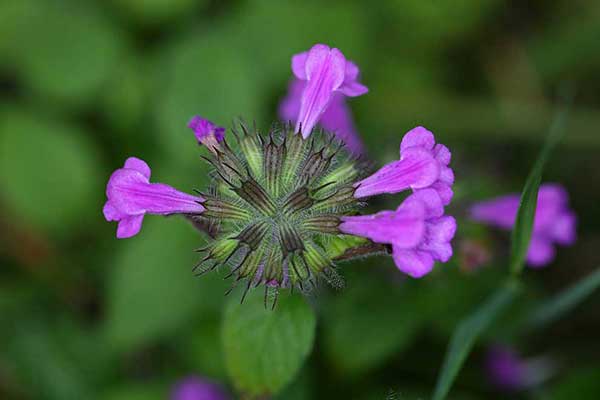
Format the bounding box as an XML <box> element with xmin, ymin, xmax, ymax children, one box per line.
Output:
<box><xmin>194</xmin><ymin>122</ymin><xmax>371</xmax><ymax>299</ymax></box>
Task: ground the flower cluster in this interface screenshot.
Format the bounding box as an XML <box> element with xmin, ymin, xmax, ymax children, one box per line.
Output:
<box><xmin>470</xmin><ymin>183</ymin><xmax>576</xmax><ymax>267</ymax></box>
<box><xmin>103</xmin><ymin>43</ymin><xmax>456</xmax><ymax>300</ymax></box>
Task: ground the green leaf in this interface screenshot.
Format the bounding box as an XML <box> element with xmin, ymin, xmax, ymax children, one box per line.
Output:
<box><xmin>104</xmin><ymin>218</ymin><xmax>228</xmax><ymax>351</ymax></box>
<box><xmin>18</xmin><ymin>2</ymin><xmax>122</xmax><ymax>105</ymax></box>
<box><xmin>6</xmin><ymin>317</ymin><xmax>111</xmax><ymax>400</ymax></box>
<box><xmin>222</xmin><ymin>291</ymin><xmax>316</xmax><ymax>397</ymax></box>
<box><xmin>526</xmin><ymin>267</ymin><xmax>600</xmax><ymax>331</ymax></box>
<box><xmin>322</xmin><ymin>274</ymin><xmax>423</xmax><ymax>375</ymax></box>
<box><xmin>548</xmin><ymin>368</ymin><xmax>600</xmax><ymax>400</ymax></box>
<box><xmin>431</xmin><ymin>280</ymin><xmax>520</xmax><ymax>400</ymax></box>
<box><xmin>509</xmin><ymin>104</ymin><xmax>569</xmax><ymax>277</ymax></box>
<box><xmin>0</xmin><ymin>107</ymin><xmax>102</xmax><ymax>234</ymax></box>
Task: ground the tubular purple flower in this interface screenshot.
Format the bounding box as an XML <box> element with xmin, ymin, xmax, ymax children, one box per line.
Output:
<box><xmin>470</xmin><ymin>183</ymin><xmax>576</xmax><ymax>267</ymax></box>
<box><xmin>353</xmin><ymin>126</ymin><xmax>454</xmax><ymax>205</ymax></box>
<box><xmin>103</xmin><ymin>157</ymin><xmax>205</xmax><ymax>239</ymax></box>
<box><xmin>188</xmin><ymin>116</ymin><xmax>225</xmax><ymax>153</ymax></box>
<box><xmin>170</xmin><ymin>376</ymin><xmax>229</xmax><ymax>400</ymax></box>
<box><xmin>279</xmin><ymin>79</ymin><xmax>365</xmax><ymax>155</ymax></box>
<box><xmin>291</xmin><ymin>43</ymin><xmax>368</xmax><ymax>138</ymax></box>
<box><xmin>340</xmin><ymin>189</ymin><xmax>456</xmax><ymax>278</ymax></box>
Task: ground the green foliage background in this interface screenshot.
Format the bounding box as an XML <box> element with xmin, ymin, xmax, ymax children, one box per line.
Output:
<box><xmin>1</xmin><ymin>0</ymin><xmax>599</xmax><ymax>399</ymax></box>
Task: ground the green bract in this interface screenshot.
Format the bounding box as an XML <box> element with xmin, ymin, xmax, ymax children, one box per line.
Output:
<box><xmin>192</xmin><ymin>123</ymin><xmax>372</xmax><ymax>303</ymax></box>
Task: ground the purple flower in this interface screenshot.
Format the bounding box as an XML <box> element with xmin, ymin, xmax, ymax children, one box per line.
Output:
<box><xmin>279</xmin><ymin>79</ymin><xmax>365</xmax><ymax>155</ymax></box>
<box><xmin>188</xmin><ymin>116</ymin><xmax>225</xmax><ymax>153</ymax></box>
<box><xmin>353</xmin><ymin>126</ymin><xmax>454</xmax><ymax>205</ymax></box>
<box><xmin>470</xmin><ymin>183</ymin><xmax>577</xmax><ymax>267</ymax></box>
<box><xmin>170</xmin><ymin>376</ymin><xmax>229</xmax><ymax>400</ymax></box>
<box><xmin>486</xmin><ymin>346</ymin><xmax>528</xmax><ymax>390</ymax></box>
<box><xmin>485</xmin><ymin>346</ymin><xmax>556</xmax><ymax>392</ymax></box>
<box><xmin>103</xmin><ymin>157</ymin><xmax>205</xmax><ymax>239</ymax></box>
<box><xmin>290</xmin><ymin>43</ymin><xmax>368</xmax><ymax>138</ymax></box>
<box><xmin>340</xmin><ymin>189</ymin><xmax>456</xmax><ymax>278</ymax></box>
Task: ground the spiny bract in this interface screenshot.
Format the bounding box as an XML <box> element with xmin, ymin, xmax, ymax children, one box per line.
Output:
<box><xmin>191</xmin><ymin>122</ymin><xmax>372</xmax><ymax>303</ymax></box>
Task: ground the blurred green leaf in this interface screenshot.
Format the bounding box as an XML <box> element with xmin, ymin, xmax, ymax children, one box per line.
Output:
<box><xmin>0</xmin><ymin>107</ymin><xmax>102</xmax><ymax>234</ymax></box>
<box><xmin>431</xmin><ymin>280</ymin><xmax>520</xmax><ymax>400</ymax></box>
<box><xmin>526</xmin><ymin>267</ymin><xmax>600</xmax><ymax>331</ymax></box>
<box><xmin>322</xmin><ymin>275</ymin><xmax>423</xmax><ymax>375</ymax></box>
<box><xmin>101</xmin><ymin>385</ymin><xmax>164</xmax><ymax>400</ymax></box>
<box><xmin>17</xmin><ymin>2</ymin><xmax>123</xmax><ymax>105</ymax></box>
<box><xmin>547</xmin><ymin>368</ymin><xmax>600</xmax><ymax>400</ymax></box>
<box><xmin>510</xmin><ymin>105</ymin><xmax>569</xmax><ymax>276</ymax></box>
<box><xmin>222</xmin><ymin>291</ymin><xmax>316</xmax><ymax>397</ymax></box>
<box><xmin>183</xmin><ymin>314</ymin><xmax>228</xmax><ymax>380</ymax></box>
<box><xmin>104</xmin><ymin>218</ymin><xmax>227</xmax><ymax>351</ymax></box>
<box><xmin>110</xmin><ymin>0</ymin><xmax>206</xmax><ymax>27</ymax></box>
<box><xmin>101</xmin><ymin>56</ymin><xmax>147</xmax><ymax>135</ymax></box>
<box><xmin>6</xmin><ymin>318</ymin><xmax>110</xmax><ymax>400</ymax></box>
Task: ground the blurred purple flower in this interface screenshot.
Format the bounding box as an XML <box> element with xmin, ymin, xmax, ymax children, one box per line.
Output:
<box><xmin>353</xmin><ymin>126</ymin><xmax>454</xmax><ymax>205</ymax></box>
<box><xmin>188</xmin><ymin>116</ymin><xmax>225</xmax><ymax>153</ymax></box>
<box><xmin>340</xmin><ymin>189</ymin><xmax>456</xmax><ymax>278</ymax></box>
<box><xmin>470</xmin><ymin>183</ymin><xmax>577</xmax><ymax>267</ymax></box>
<box><xmin>279</xmin><ymin>79</ymin><xmax>365</xmax><ymax>155</ymax></box>
<box><xmin>288</xmin><ymin>43</ymin><xmax>368</xmax><ymax>139</ymax></box>
<box><xmin>171</xmin><ymin>376</ymin><xmax>229</xmax><ymax>400</ymax></box>
<box><xmin>103</xmin><ymin>157</ymin><xmax>205</xmax><ymax>238</ymax></box>
<box><xmin>486</xmin><ymin>346</ymin><xmax>556</xmax><ymax>392</ymax></box>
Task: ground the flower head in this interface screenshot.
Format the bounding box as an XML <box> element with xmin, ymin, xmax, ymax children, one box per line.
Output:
<box><xmin>188</xmin><ymin>116</ymin><xmax>225</xmax><ymax>153</ymax></box>
<box><xmin>103</xmin><ymin>43</ymin><xmax>457</xmax><ymax>300</ymax></box>
<box><xmin>171</xmin><ymin>376</ymin><xmax>229</xmax><ymax>400</ymax></box>
<box><xmin>103</xmin><ymin>157</ymin><xmax>205</xmax><ymax>238</ymax></box>
<box><xmin>340</xmin><ymin>189</ymin><xmax>456</xmax><ymax>277</ymax></box>
<box><xmin>353</xmin><ymin>126</ymin><xmax>454</xmax><ymax>204</ymax></box>
<box><xmin>290</xmin><ymin>44</ymin><xmax>367</xmax><ymax>138</ymax></box>
<box><xmin>470</xmin><ymin>183</ymin><xmax>576</xmax><ymax>267</ymax></box>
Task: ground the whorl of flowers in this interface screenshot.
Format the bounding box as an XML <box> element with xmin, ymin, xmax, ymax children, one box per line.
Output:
<box><xmin>103</xmin><ymin>43</ymin><xmax>457</xmax><ymax>303</ymax></box>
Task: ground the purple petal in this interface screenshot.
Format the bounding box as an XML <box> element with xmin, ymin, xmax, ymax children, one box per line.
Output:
<box><xmin>344</xmin><ymin>61</ymin><xmax>360</xmax><ymax>81</ymax></box>
<box><xmin>124</xmin><ymin>157</ymin><xmax>151</xmax><ymax>179</ymax></box>
<box><xmin>116</xmin><ymin>215</ymin><xmax>144</xmax><ymax>239</ymax></box>
<box><xmin>392</xmin><ymin>248</ymin><xmax>435</xmax><ymax>278</ymax></box>
<box><xmin>171</xmin><ymin>376</ymin><xmax>229</xmax><ymax>400</ymax></box>
<box><xmin>400</xmin><ymin>126</ymin><xmax>436</xmax><ymax>153</ymax></box>
<box><xmin>486</xmin><ymin>346</ymin><xmax>527</xmax><ymax>390</ymax></box>
<box><xmin>319</xmin><ymin>93</ymin><xmax>365</xmax><ymax>155</ymax></box>
<box><xmin>188</xmin><ymin>116</ymin><xmax>225</xmax><ymax>145</ymax></box>
<box><xmin>550</xmin><ymin>211</ymin><xmax>577</xmax><ymax>245</ymax></box>
<box><xmin>291</xmin><ymin>51</ymin><xmax>308</xmax><ymax>80</ymax></box>
<box><xmin>433</xmin><ymin>143</ymin><xmax>451</xmax><ymax>166</ymax></box>
<box><xmin>470</xmin><ymin>195</ymin><xmax>520</xmax><ymax>229</ymax></box>
<box><xmin>421</xmin><ymin>216</ymin><xmax>456</xmax><ymax>262</ymax></box>
<box><xmin>278</xmin><ymin>79</ymin><xmax>304</xmax><ymax>122</ymax></box>
<box><xmin>296</xmin><ymin>45</ymin><xmax>346</xmax><ymax>137</ymax></box>
<box><xmin>103</xmin><ymin>202</ymin><xmax>123</xmax><ymax>221</ymax></box>
<box><xmin>338</xmin><ymin>80</ymin><xmax>368</xmax><ymax>97</ymax></box>
<box><xmin>402</xmin><ymin>188</ymin><xmax>445</xmax><ymax>220</ymax></box>
<box><xmin>354</xmin><ymin>148</ymin><xmax>439</xmax><ymax>198</ymax></box>
<box><xmin>526</xmin><ymin>236</ymin><xmax>556</xmax><ymax>267</ymax></box>
<box><xmin>339</xmin><ymin>205</ymin><xmax>425</xmax><ymax>248</ymax></box>
<box><xmin>428</xmin><ymin>181</ymin><xmax>454</xmax><ymax>206</ymax></box>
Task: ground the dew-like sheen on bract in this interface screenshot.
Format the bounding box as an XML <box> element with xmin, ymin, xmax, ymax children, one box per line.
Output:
<box><xmin>190</xmin><ymin>122</ymin><xmax>374</xmax><ymax>304</ymax></box>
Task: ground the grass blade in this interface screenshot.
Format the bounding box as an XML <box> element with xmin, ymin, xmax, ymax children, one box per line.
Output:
<box><xmin>432</xmin><ymin>280</ymin><xmax>520</xmax><ymax>400</ymax></box>
<box><xmin>509</xmin><ymin>103</ymin><xmax>570</xmax><ymax>277</ymax></box>
<box><xmin>526</xmin><ymin>267</ymin><xmax>600</xmax><ymax>330</ymax></box>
